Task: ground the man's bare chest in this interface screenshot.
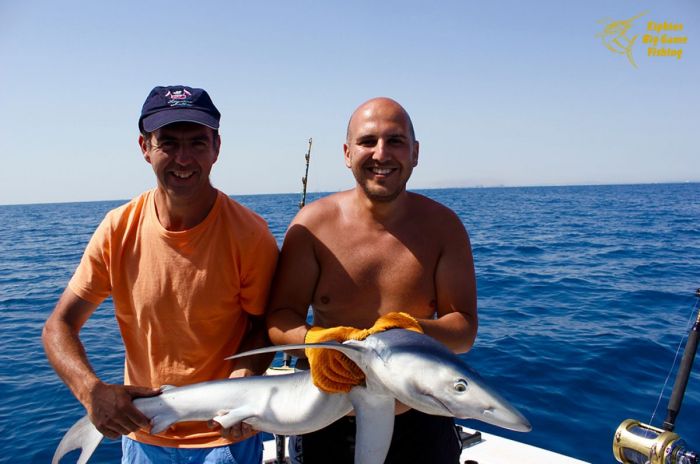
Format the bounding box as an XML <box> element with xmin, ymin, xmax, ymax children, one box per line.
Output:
<box><xmin>311</xmin><ymin>230</ymin><xmax>439</xmax><ymax>309</ymax></box>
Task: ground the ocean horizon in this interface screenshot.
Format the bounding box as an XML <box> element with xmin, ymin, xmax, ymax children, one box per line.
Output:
<box><xmin>1</xmin><ymin>182</ymin><xmax>699</xmax><ymax>463</ymax></box>
<box><xmin>3</xmin><ymin>180</ymin><xmax>698</xmax><ymax>208</ymax></box>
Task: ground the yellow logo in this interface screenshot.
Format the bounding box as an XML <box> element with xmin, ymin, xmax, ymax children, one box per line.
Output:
<box><xmin>596</xmin><ymin>12</ymin><xmax>687</xmax><ymax>68</ymax></box>
<box><xmin>596</xmin><ymin>12</ymin><xmax>647</xmax><ymax>68</ymax></box>
<box><xmin>644</xmin><ymin>21</ymin><xmax>686</xmax><ymax>60</ymax></box>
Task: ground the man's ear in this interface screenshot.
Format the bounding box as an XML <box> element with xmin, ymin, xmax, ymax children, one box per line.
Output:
<box><xmin>213</xmin><ymin>133</ymin><xmax>221</xmax><ymax>164</ymax></box>
<box><xmin>139</xmin><ymin>134</ymin><xmax>151</xmax><ymax>163</ymax></box>
<box><xmin>412</xmin><ymin>140</ymin><xmax>419</xmax><ymax>167</ymax></box>
<box><xmin>343</xmin><ymin>143</ymin><xmax>352</xmax><ymax>168</ymax></box>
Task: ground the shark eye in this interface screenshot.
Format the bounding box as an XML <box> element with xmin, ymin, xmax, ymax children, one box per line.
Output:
<box><xmin>454</xmin><ymin>379</ymin><xmax>468</xmax><ymax>393</ymax></box>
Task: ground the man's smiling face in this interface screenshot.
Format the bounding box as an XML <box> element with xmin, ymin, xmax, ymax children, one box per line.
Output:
<box><xmin>141</xmin><ymin>122</ymin><xmax>220</xmax><ymax>202</ymax></box>
<box><xmin>344</xmin><ymin>98</ymin><xmax>419</xmax><ymax>203</ymax></box>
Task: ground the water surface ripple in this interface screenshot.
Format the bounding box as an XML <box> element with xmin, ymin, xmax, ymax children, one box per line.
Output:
<box><xmin>1</xmin><ymin>184</ymin><xmax>698</xmax><ymax>463</ymax></box>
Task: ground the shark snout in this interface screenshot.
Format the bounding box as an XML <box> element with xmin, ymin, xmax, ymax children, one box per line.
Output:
<box><xmin>480</xmin><ymin>404</ymin><xmax>532</xmax><ymax>432</ymax></box>
<box><xmin>455</xmin><ymin>380</ymin><xmax>532</xmax><ymax>433</ymax></box>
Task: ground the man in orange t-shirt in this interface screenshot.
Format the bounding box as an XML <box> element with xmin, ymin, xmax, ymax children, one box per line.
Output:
<box><xmin>43</xmin><ymin>85</ymin><xmax>278</xmax><ymax>463</ymax></box>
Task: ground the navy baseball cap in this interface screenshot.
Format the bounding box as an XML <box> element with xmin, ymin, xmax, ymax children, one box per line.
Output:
<box><xmin>139</xmin><ymin>85</ymin><xmax>221</xmax><ymax>132</ymax></box>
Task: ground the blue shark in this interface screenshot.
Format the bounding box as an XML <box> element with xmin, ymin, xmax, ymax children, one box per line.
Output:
<box><xmin>53</xmin><ymin>329</ymin><xmax>530</xmax><ymax>464</ymax></box>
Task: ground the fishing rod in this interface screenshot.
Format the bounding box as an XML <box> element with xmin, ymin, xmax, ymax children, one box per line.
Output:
<box><xmin>280</xmin><ymin>138</ymin><xmax>312</xmax><ymax>373</ymax></box>
<box><xmin>275</xmin><ymin>138</ymin><xmax>313</xmax><ymax>464</ymax></box>
<box><xmin>299</xmin><ymin>138</ymin><xmax>313</xmax><ymax>209</ymax></box>
<box><xmin>613</xmin><ymin>288</ymin><xmax>700</xmax><ymax>464</ymax></box>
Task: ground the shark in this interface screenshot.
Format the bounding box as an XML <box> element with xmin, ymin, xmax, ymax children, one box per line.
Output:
<box><xmin>53</xmin><ymin>329</ymin><xmax>531</xmax><ymax>464</ymax></box>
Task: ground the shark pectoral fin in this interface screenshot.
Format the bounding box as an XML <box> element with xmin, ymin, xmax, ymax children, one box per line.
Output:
<box><xmin>212</xmin><ymin>408</ymin><xmax>252</xmax><ymax>430</ymax></box>
<box><xmin>348</xmin><ymin>388</ymin><xmax>395</xmax><ymax>464</ymax></box>
<box><xmin>226</xmin><ymin>342</ymin><xmax>367</xmax><ymax>362</ymax></box>
<box><xmin>52</xmin><ymin>415</ymin><xmax>104</xmax><ymax>464</ymax></box>
<box><xmin>150</xmin><ymin>412</ymin><xmax>180</xmax><ymax>435</ymax></box>
<box><xmin>228</xmin><ymin>342</ymin><xmax>374</xmax><ymax>378</ymax></box>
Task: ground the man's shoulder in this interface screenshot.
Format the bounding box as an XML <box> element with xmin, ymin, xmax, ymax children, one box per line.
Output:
<box><xmin>293</xmin><ymin>191</ymin><xmax>347</xmax><ymax>226</ymax></box>
<box><xmin>407</xmin><ymin>191</ymin><xmax>459</xmax><ymax>220</ymax></box>
<box><xmin>102</xmin><ymin>190</ymin><xmax>152</xmax><ymax>227</ymax></box>
<box><xmin>406</xmin><ymin>192</ymin><xmax>468</xmax><ymax>239</ymax></box>
<box><xmin>218</xmin><ymin>192</ymin><xmax>273</xmax><ymax>235</ymax></box>
<box><xmin>219</xmin><ymin>192</ymin><xmax>261</xmax><ymax>219</ymax></box>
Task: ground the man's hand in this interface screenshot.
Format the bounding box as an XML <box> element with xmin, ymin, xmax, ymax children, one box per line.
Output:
<box><xmin>207</xmin><ymin>368</ymin><xmax>259</xmax><ymax>442</ymax></box>
<box><xmin>304</xmin><ymin>325</ymin><xmax>367</xmax><ymax>393</ymax></box>
<box><xmin>209</xmin><ymin>420</ymin><xmax>258</xmax><ymax>442</ymax></box>
<box><xmin>84</xmin><ymin>382</ymin><xmax>161</xmax><ymax>439</ymax></box>
<box><xmin>305</xmin><ymin>312</ymin><xmax>423</xmax><ymax>393</ymax></box>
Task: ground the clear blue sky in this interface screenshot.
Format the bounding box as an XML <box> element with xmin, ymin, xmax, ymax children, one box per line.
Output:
<box><xmin>1</xmin><ymin>0</ymin><xmax>698</xmax><ymax>205</ymax></box>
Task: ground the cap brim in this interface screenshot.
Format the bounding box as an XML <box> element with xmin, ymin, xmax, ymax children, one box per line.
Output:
<box><xmin>141</xmin><ymin>108</ymin><xmax>220</xmax><ymax>132</ymax></box>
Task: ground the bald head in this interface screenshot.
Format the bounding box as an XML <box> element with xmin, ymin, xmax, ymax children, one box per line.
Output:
<box><xmin>346</xmin><ymin>97</ymin><xmax>416</xmax><ymax>143</ymax></box>
<box><xmin>343</xmin><ymin>97</ymin><xmax>419</xmax><ymax>202</ymax></box>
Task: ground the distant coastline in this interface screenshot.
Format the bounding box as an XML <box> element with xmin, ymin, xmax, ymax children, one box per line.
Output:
<box><xmin>1</xmin><ymin>181</ymin><xmax>698</xmax><ymax>207</ymax></box>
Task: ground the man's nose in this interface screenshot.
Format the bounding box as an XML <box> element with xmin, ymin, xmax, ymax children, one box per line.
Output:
<box><xmin>173</xmin><ymin>145</ymin><xmax>194</xmax><ymax>165</ymax></box>
<box><xmin>372</xmin><ymin>139</ymin><xmax>391</xmax><ymax>161</ymax></box>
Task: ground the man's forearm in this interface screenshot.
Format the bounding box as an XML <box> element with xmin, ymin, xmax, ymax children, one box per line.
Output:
<box><xmin>267</xmin><ymin>307</ymin><xmax>310</xmax><ymax>345</ymax></box>
<box><xmin>266</xmin><ymin>307</ymin><xmax>311</xmax><ymax>360</ymax></box>
<box><xmin>42</xmin><ymin>318</ymin><xmax>101</xmax><ymax>406</ymax></box>
<box><xmin>418</xmin><ymin>311</ymin><xmax>477</xmax><ymax>353</ymax></box>
<box><xmin>230</xmin><ymin>316</ymin><xmax>275</xmax><ymax>375</ymax></box>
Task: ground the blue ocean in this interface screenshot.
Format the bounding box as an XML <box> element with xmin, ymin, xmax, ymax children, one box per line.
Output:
<box><xmin>1</xmin><ymin>183</ymin><xmax>699</xmax><ymax>463</ymax></box>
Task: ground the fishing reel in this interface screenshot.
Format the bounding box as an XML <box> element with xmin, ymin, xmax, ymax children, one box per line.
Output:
<box><xmin>613</xmin><ymin>289</ymin><xmax>700</xmax><ymax>464</ymax></box>
<box><xmin>613</xmin><ymin>419</ymin><xmax>698</xmax><ymax>464</ymax></box>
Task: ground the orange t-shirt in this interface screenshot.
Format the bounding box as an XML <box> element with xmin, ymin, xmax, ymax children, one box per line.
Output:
<box><xmin>69</xmin><ymin>189</ymin><xmax>278</xmax><ymax>447</ymax></box>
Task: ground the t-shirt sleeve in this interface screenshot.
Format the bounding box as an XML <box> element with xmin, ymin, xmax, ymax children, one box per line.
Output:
<box><xmin>68</xmin><ymin>215</ymin><xmax>113</xmax><ymax>305</ymax></box>
<box><xmin>239</xmin><ymin>226</ymin><xmax>279</xmax><ymax>316</ymax></box>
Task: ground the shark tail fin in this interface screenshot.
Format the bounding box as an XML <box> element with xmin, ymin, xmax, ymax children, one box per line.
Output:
<box><xmin>52</xmin><ymin>415</ymin><xmax>104</xmax><ymax>464</ymax></box>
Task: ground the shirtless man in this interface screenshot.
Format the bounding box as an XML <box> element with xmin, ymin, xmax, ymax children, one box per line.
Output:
<box><xmin>267</xmin><ymin>97</ymin><xmax>477</xmax><ymax>463</ymax></box>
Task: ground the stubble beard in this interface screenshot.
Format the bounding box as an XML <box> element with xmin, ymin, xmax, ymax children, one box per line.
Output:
<box><xmin>358</xmin><ymin>176</ymin><xmax>407</xmax><ymax>203</ymax></box>
<box><xmin>352</xmin><ymin>160</ymin><xmax>414</xmax><ymax>203</ymax></box>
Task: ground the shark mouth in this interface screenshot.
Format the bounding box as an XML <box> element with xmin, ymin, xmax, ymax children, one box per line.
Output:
<box><xmin>418</xmin><ymin>391</ymin><xmax>455</xmax><ymax>417</ymax></box>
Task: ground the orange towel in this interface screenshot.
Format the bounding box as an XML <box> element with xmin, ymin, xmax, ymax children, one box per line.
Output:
<box><xmin>304</xmin><ymin>312</ymin><xmax>423</xmax><ymax>393</ymax></box>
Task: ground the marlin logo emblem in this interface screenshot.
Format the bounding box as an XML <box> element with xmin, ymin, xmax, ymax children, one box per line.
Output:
<box><xmin>596</xmin><ymin>11</ymin><xmax>648</xmax><ymax>68</ymax></box>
